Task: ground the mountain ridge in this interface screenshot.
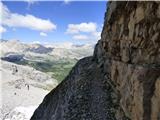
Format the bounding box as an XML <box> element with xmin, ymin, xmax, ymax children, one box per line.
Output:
<box><xmin>31</xmin><ymin>1</ymin><xmax>160</xmax><ymax>120</ymax></box>
<box><xmin>0</xmin><ymin>39</ymin><xmax>94</xmax><ymax>60</ymax></box>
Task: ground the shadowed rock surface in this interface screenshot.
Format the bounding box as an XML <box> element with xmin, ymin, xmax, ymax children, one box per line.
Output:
<box><xmin>31</xmin><ymin>57</ymin><xmax>122</xmax><ymax>120</ymax></box>
<box><xmin>31</xmin><ymin>1</ymin><xmax>160</xmax><ymax>120</ymax></box>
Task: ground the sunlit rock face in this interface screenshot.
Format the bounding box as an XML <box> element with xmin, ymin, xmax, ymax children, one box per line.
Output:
<box><xmin>31</xmin><ymin>1</ymin><xmax>160</xmax><ymax>120</ymax></box>
<box><xmin>96</xmin><ymin>1</ymin><xmax>160</xmax><ymax>120</ymax></box>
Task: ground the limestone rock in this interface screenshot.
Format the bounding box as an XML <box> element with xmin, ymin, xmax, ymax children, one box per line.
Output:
<box><xmin>151</xmin><ymin>77</ymin><xmax>160</xmax><ymax>120</ymax></box>
<box><xmin>97</xmin><ymin>1</ymin><xmax>160</xmax><ymax>120</ymax></box>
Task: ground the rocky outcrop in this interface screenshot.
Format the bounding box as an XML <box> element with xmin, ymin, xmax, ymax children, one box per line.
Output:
<box><xmin>31</xmin><ymin>1</ymin><xmax>160</xmax><ymax>120</ymax></box>
<box><xmin>31</xmin><ymin>57</ymin><xmax>122</xmax><ymax>120</ymax></box>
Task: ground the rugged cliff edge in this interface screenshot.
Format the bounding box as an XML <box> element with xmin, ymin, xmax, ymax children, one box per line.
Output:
<box><xmin>31</xmin><ymin>1</ymin><xmax>160</xmax><ymax>120</ymax></box>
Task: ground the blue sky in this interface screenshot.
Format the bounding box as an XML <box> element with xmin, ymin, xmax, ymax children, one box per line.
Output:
<box><xmin>1</xmin><ymin>1</ymin><xmax>106</xmax><ymax>45</ymax></box>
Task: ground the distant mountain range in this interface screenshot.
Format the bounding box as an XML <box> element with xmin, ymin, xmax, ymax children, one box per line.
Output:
<box><xmin>0</xmin><ymin>40</ymin><xmax>94</xmax><ymax>62</ymax></box>
<box><xmin>0</xmin><ymin>39</ymin><xmax>94</xmax><ymax>82</ymax></box>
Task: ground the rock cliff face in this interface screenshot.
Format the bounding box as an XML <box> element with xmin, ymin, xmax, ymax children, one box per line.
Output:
<box><xmin>31</xmin><ymin>1</ymin><xmax>160</xmax><ymax>120</ymax></box>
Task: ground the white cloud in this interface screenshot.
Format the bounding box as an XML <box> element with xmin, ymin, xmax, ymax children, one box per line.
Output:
<box><xmin>66</xmin><ymin>22</ymin><xmax>102</xmax><ymax>41</ymax></box>
<box><xmin>0</xmin><ymin>26</ymin><xmax>7</xmax><ymax>33</ymax></box>
<box><xmin>25</xmin><ymin>0</ymin><xmax>38</xmax><ymax>10</ymax></box>
<box><xmin>92</xmin><ymin>31</ymin><xmax>101</xmax><ymax>40</ymax></box>
<box><xmin>0</xmin><ymin>2</ymin><xmax>56</xmax><ymax>32</ymax></box>
<box><xmin>66</xmin><ymin>22</ymin><xmax>97</xmax><ymax>34</ymax></box>
<box><xmin>32</xmin><ymin>41</ymin><xmax>41</xmax><ymax>44</ymax></box>
<box><xmin>73</xmin><ymin>34</ymin><xmax>89</xmax><ymax>40</ymax></box>
<box><xmin>40</xmin><ymin>32</ymin><xmax>47</xmax><ymax>37</ymax></box>
<box><xmin>25</xmin><ymin>0</ymin><xmax>36</xmax><ymax>5</ymax></box>
<box><xmin>64</xmin><ymin>0</ymin><xmax>70</xmax><ymax>5</ymax></box>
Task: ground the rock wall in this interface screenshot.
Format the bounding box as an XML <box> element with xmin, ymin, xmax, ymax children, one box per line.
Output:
<box><xmin>31</xmin><ymin>1</ymin><xmax>160</xmax><ymax>120</ymax></box>
<box><xmin>95</xmin><ymin>1</ymin><xmax>160</xmax><ymax>120</ymax></box>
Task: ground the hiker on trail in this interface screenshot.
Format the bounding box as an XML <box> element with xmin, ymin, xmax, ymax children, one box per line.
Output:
<box><xmin>27</xmin><ymin>84</ymin><xmax>30</xmax><ymax>90</ymax></box>
<box><xmin>12</xmin><ymin>65</ymin><xmax>18</xmax><ymax>75</ymax></box>
<box><xmin>25</xmin><ymin>84</ymin><xmax>30</xmax><ymax>90</ymax></box>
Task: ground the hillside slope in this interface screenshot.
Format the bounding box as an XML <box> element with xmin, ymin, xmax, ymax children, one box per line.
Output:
<box><xmin>31</xmin><ymin>1</ymin><xmax>160</xmax><ymax>120</ymax></box>
<box><xmin>0</xmin><ymin>60</ymin><xmax>58</xmax><ymax>119</ymax></box>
